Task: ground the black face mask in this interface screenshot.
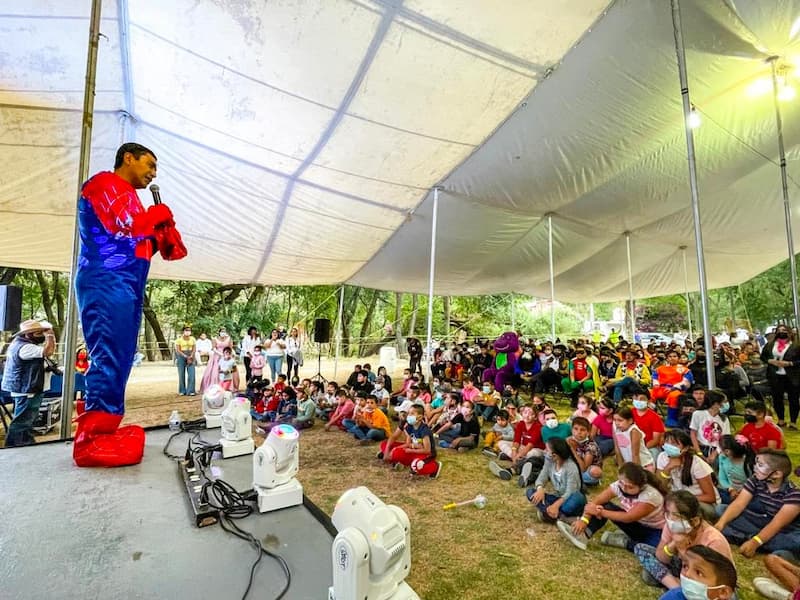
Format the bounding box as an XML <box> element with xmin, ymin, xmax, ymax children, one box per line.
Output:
<box><xmin>619</xmin><ymin>489</ymin><xmax>639</xmax><ymax>499</ymax></box>
<box><xmin>744</xmin><ymin>414</ymin><xmax>758</xmax><ymax>423</ymax></box>
<box><xmin>30</xmin><ymin>334</ymin><xmax>46</xmax><ymax>343</ymax></box>
<box><xmin>777</xmin><ymin>332</ymin><xmax>790</xmax><ymax>340</ymax></box>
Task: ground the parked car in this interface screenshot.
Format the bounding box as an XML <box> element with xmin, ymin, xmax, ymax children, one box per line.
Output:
<box><xmin>637</xmin><ymin>332</ymin><xmax>673</xmax><ymax>346</ymax></box>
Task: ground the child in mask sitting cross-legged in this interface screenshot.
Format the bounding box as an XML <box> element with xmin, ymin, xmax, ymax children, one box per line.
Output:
<box><xmin>379</xmin><ymin>404</ymin><xmax>442</xmax><ymax>478</ymax></box>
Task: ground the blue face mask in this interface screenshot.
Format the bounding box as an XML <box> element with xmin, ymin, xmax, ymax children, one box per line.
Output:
<box><xmin>632</xmin><ymin>399</ymin><xmax>648</xmax><ymax>411</ymax></box>
<box><xmin>720</xmin><ymin>402</ymin><xmax>730</xmax><ymax>413</ymax></box>
<box><xmin>406</xmin><ymin>415</ymin><xmax>417</xmax><ymax>426</ymax></box>
<box><xmin>663</xmin><ymin>443</ymin><xmax>682</xmax><ymax>458</ymax></box>
<box><xmin>680</xmin><ymin>574</ymin><xmax>725</xmax><ymax>600</ymax></box>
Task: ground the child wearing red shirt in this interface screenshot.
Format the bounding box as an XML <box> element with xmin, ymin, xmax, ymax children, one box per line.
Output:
<box><xmin>739</xmin><ymin>401</ymin><xmax>784</xmax><ymax>452</ymax></box>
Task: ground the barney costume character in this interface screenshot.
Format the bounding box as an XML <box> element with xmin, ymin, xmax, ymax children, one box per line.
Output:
<box><xmin>73</xmin><ymin>143</ymin><xmax>186</xmax><ymax>467</ymax></box>
<box><xmin>483</xmin><ymin>332</ymin><xmax>520</xmax><ymax>391</ymax></box>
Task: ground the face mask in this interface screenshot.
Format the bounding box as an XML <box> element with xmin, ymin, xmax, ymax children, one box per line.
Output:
<box><xmin>663</xmin><ymin>443</ymin><xmax>682</xmax><ymax>458</ymax></box>
<box><xmin>632</xmin><ymin>399</ymin><xmax>648</xmax><ymax>411</ymax></box>
<box><xmin>744</xmin><ymin>414</ymin><xmax>757</xmax><ymax>423</ymax></box>
<box><xmin>680</xmin><ymin>574</ymin><xmax>725</xmax><ymax>600</ymax></box>
<box><xmin>375</xmin><ymin>384</ymin><xmax>382</xmax><ymax>390</ymax></box>
<box><xmin>754</xmin><ymin>461</ymin><xmax>774</xmax><ymax>479</ymax></box>
<box><xmin>406</xmin><ymin>415</ymin><xmax>417</xmax><ymax>426</ymax></box>
<box><xmin>720</xmin><ymin>402</ymin><xmax>729</xmax><ymax>413</ymax></box>
<box><xmin>365</xmin><ymin>407</ymin><xmax>374</xmax><ymax>413</ymax></box>
<box><xmin>598</xmin><ymin>407</ymin><xmax>611</xmax><ymax>416</ymax></box>
<box><xmin>545</xmin><ymin>418</ymin><xmax>558</xmax><ymax>429</ymax></box>
<box><xmin>777</xmin><ymin>332</ymin><xmax>790</xmax><ymax>339</ymax></box>
<box><xmin>31</xmin><ymin>334</ymin><xmax>46</xmax><ymax>343</ymax></box>
<box><xmin>544</xmin><ymin>451</ymin><xmax>553</xmax><ymax>461</ymax></box>
<box><xmin>665</xmin><ymin>517</ymin><xmax>692</xmax><ymax>534</ymax></box>
<box><xmin>482</xmin><ymin>386</ymin><xmax>491</xmax><ymax>394</ymax></box>
<box><xmin>577</xmin><ymin>402</ymin><xmax>588</xmax><ymax>411</ymax></box>
<box><xmin>573</xmin><ymin>433</ymin><xmax>588</xmax><ymax>443</ymax></box>
<box><xmin>461</xmin><ymin>407</ymin><xmax>471</xmax><ymax>417</ymax></box>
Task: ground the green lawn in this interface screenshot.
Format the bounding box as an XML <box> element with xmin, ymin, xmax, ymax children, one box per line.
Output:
<box><xmin>298</xmin><ymin>397</ymin><xmax>800</xmax><ymax>600</ymax></box>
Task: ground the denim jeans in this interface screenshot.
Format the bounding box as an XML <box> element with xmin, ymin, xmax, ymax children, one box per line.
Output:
<box><xmin>723</xmin><ymin>496</ymin><xmax>800</xmax><ymax>554</ymax></box>
<box><xmin>266</xmin><ymin>355</ymin><xmax>283</xmax><ymax>381</ymax></box>
<box><xmin>595</xmin><ymin>435</ymin><xmax>615</xmax><ymax>457</ymax></box>
<box><xmin>474</xmin><ymin>404</ymin><xmax>498</xmax><ymax>421</ymax></box>
<box><xmin>176</xmin><ymin>354</ymin><xmax>196</xmax><ymax>395</ymax></box>
<box><xmin>349</xmin><ymin>424</ymin><xmax>386</xmax><ymax>441</ymax></box>
<box><xmin>5</xmin><ymin>392</ymin><xmax>43</xmax><ymax>447</ymax></box>
<box><xmin>527</xmin><ymin>491</ymin><xmax>586</xmax><ymax>522</ymax></box>
<box><xmin>612</xmin><ymin>377</ymin><xmax>640</xmax><ymax>403</ymax></box>
<box><xmin>584</xmin><ymin>503</ymin><xmax>663</xmax><ymax>551</ymax></box>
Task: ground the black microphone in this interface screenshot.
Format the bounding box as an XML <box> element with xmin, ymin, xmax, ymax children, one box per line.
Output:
<box><xmin>149</xmin><ymin>184</ymin><xmax>162</xmax><ymax>205</ymax></box>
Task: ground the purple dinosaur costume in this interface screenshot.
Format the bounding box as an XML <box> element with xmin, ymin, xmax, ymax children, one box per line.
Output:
<box><xmin>482</xmin><ymin>332</ymin><xmax>520</xmax><ymax>391</ymax></box>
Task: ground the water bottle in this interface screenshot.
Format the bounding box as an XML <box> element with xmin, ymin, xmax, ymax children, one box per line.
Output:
<box><xmin>169</xmin><ymin>410</ymin><xmax>181</xmax><ymax>431</ymax></box>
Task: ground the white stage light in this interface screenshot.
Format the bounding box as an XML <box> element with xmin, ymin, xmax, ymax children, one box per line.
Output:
<box><xmin>252</xmin><ymin>424</ymin><xmax>303</xmax><ymax>513</ymax></box>
<box><xmin>202</xmin><ymin>384</ymin><xmax>232</xmax><ymax>428</ymax></box>
<box><xmin>220</xmin><ymin>397</ymin><xmax>255</xmax><ymax>458</ymax></box>
<box><xmin>328</xmin><ymin>486</ymin><xmax>420</xmax><ymax>600</ymax></box>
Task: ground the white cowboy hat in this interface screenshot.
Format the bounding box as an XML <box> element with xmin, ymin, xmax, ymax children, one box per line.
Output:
<box><xmin>14</xmin><ymin>319</ymin><xmax>53</xmax><ymax>337</ymax></box>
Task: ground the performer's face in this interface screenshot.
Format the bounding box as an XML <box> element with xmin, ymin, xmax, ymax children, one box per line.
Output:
<box><xmin>126</xmin><ymin>151</ymin><xmax>157</xmax><ymax>188</ymax></box>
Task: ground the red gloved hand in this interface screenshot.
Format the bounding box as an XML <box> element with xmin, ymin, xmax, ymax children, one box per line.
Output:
<box><xmin>148</xmin><ymin>203</ymin><xmax>174</xmax><ymax>227</ymax></box>
<box><xmin>154</xmin><ymin>224</ymin><xmax>188</xmax><ymax>261</ymax></box>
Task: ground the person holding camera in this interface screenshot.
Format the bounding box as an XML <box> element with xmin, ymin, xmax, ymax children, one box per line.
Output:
<box><xmin>1</xmin><ymin>319</ymin><xmax>57</xmax><ymax>447</ymax></box>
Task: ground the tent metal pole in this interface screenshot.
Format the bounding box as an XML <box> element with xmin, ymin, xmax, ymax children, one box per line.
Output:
<box><xmin>425</xmin><ymin>187</ymin><xmax>440</xmax><ymax>370</ymax></box>
<box><xmin>60</xmin><ymin>0</ymin><xmax>103</xmax><ymax>439</ymax></box>
<box><xmin>625</xmin><ymin>232</ymin><xmax>636</xmax><ymax>340</ymax></box>
<box><xmin>510</xmin><ymin>293</ymin><xmax>515</xmax><ymax>332</ymax></box>
<box><xmin>333</xmin><ymin>285</ymin><xmax>345</xmax><ymax>380</ymax></box>
<box><xmin>671</xmin><ymin>0</ymin><xmax>715</xmax><ymax>389</ymax></box>
<box><xmin>589</xmin><ymin>303</ymin><xmax>595</xmax><ymax>330</ymax></box>
<box><xmin>547</xmin><ymin>214</ymin><xmax>556</xmax><ymax>341</ymax></box>
<box><xmin>769</xmin><ymin>57</ymin><xmax>800</xmax><ymax>330</ymax></box>
<box><xmin>680</xmin><ymin>246</ymin><xmax>694</xmax><ymax>341</ymax></box>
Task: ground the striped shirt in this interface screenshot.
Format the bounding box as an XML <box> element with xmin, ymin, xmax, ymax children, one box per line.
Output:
<box><xmin>742</xmin><ymin>477</ymin><xmax>800</xmax><ymax>523</ymax></box>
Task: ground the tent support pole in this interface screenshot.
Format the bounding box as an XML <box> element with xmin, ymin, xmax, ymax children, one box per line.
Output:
<box><xmin>769</xmin><ymin>57</ymin><xmax>800</xmax><ymax>330</ymax></box>
<box><xmin>60</xmin><ymin>0</ymin><xmax>103</xmax><ymax>439</ymax></box>
<box><xmin>425</xmin><ymin>187</ymin><xmax>440</xmax><ymax>371</ymax></box>
<box><xmin>547</xmin><ymin>214</ymin><xmax>556</xmax><ymax>341</ymax></box>
<box><xmin>333</xmin><ymin>285</ymin><xmax>345</xmax><ymax>380</ymax></box>
<box><xmin>680</xmin><ymin>246</ymin><xmax>694</xmax><ymax>341</ymax></box>
<box><xmin>671</xmin><ymin>0</ymin><xmax>715</xmax><ymax>389</ymax></box>
<box><xmin>625</xmin><ymin>232</ymin><xmax>636</xmax><ymax>340</ymax></box>
<box><xmin>510</xmin><ymin>293</ymin><xmax>515</xmax><ymax>332</ymax></box>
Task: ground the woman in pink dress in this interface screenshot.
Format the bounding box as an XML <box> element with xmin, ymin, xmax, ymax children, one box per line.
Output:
<box><xmin>200</xmin><ymin>327</ymin><xmax>239</xmax><ymax>392</ymax></box>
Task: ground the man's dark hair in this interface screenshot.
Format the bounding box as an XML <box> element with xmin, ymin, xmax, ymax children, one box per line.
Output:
<box><xmin>115</xmin><ymin>143</ymin><xmax>156</xmax><ymax>169</ymax></box>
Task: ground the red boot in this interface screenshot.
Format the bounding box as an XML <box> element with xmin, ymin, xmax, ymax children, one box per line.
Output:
<box><xmin>73</xmin><ymin>411</ymin><xmax>145</xmax><ymax>468</ymax></box>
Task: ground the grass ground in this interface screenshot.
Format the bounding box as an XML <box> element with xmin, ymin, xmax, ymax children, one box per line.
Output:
<box><xmin>4</xmin><ymin>359</ymin><xmax>799</xmax><ymax>599</ymax></box>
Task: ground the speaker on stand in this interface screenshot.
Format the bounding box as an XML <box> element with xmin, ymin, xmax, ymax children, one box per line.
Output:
<box><xmin>312</xmin><ymin>318</ymin><xmax>331</xmax><ymax>383</ymax></box>
<box><xmin>0</xmin><ymin>285</ymin><xmax>23</xmax><ymax>332</ymax></box>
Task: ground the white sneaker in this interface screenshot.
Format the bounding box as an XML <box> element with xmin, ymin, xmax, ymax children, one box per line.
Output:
<box><xmin>489</xmin><ymin>461</ymin><xmax>512</xmax><ymax>481</ymax></box>
<box><xmin>600</xmin><ymin>530</ymin><xmax>630</xmax><ymax>549</ymax></box>
<box><xmin>556</xmin><ymin>519</ymin><xmax>588</xmax><ymax>551</ymax></box>
<box><xmin>753</xmin><ymin>577</ymin><xmax>792</xmax><ymax>600</ymax></box>
<box><xmin>518</xmin><ymin>461</ymin><xmax>533</xmax><ymax>488</ymax></box>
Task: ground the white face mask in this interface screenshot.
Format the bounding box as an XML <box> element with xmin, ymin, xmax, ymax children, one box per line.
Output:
<box><xmin>679</xmin><ymin>574</ymin><xmax>725</xmax><ymax>600</ymax></box>
<box><xmin>577</xmin><ymin>402</ymin><xmax>588</xmax><ymax>411</ymax></box>
<box><xmin>665</xmin><ymin>517</ymin><xmax>692</xmax><ymax>534</ymax></box>
<box><xmin>405</xmin><ymin>415</ymin><xmax>417</xmax><ymax>426</ymax></box>
<box><xmin>482</xmin><ymin>386</ymin><xmax>491</xmax><ymax>394</ymax></box>
<box><xmin>545</xmin><ymin>418</ymin><xmax>558</xmax><ymax>429</ymax></box>
<box><xmin>375</xmin><ymin>384</ymin><xmax>382</xmax><ymax>390</ymax></box>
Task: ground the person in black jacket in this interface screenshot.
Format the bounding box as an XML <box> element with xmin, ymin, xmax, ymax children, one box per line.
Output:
<box><xmin>760</xmin><ymin>324</ymin><xmax>800</xmax><ymax>429</ymax></box>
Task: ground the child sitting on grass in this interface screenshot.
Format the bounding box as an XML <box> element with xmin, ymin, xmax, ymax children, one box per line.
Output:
<box><xmin>325</xmin><ymin>389</ymin><xmax>354</xmax><ymax>431</ymax></box>
<box><xmin>567</xmin><ymin>416</ymin><xmax>603</xmax><ymax>486</ymax></box>
<box><xmin>541</xmin><ymin>408</ymin><xmax>572</xmax><ymax>442</ymax></box>
<box><xmin>347</xmin><ymin>395</ymin><xmax>392</xmax><ymax>444</ymax></box>
<box><xmin>291</xmin><ymin>388</ymin><xmax>315</xmax><ymax>430</ymax></box>
<box><xmin>527</xmin><ymin>437</ymin><xmax>586</xmax><ymax>523</ymax></box>
<box><xmin>488</xmin><ymin>404</ymin><xmax>545</xmax><ymax>484</ymax></box>
<box><xmin>658</xmin><ymin>545</ymin><xmax>737</xmax><ymax>600</ymax></box>
<box><xmin>591</xmin><ymin>397</ymin><xmax>616</xmax><ymax>456</ymax></box>
<box><xmin>716</xmin><ymin>434</ymin><xmax>753</xmax><ymax>507</ymax></box>
<box><xmin>436</xmin><ymin>399</ymin><xmax>480</xmax><ymax>451</ymax></box>
<box><xmin>481</xmin><ymin>409</ymin><xmax>514</xmax><ymax>458</ymax></box>
<box><xmin>379</xmin><ymin>404</ymin><xmax>442</xmax><ymax>478</ymax></box>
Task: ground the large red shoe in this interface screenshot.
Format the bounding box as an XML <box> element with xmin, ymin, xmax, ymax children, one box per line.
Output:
<box><xmin>73</xmin><ymin>410</ymin><xmax>145</xmax><ymax>468</ymax></box>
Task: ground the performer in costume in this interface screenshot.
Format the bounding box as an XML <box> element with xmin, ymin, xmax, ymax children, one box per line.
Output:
<box><xmin>651</xmin><ymin>349</ymin><xmax>693</xmax><ymax>426</ymax></box>
<box><xmin>73</xmin><ymin>143</ymin><xmax>186</xmax><ymax>467</ymax></box>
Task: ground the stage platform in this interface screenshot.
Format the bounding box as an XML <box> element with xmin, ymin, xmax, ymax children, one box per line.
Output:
<box><xmin>0</xmin><ymin>427</ymin><xmax>334</xmax><ymax>600</ymax></box>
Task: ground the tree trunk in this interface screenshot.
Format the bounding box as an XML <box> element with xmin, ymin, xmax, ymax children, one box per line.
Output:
<box><xmin>144</xmin><ymin>315</ymin><xmax>155</xmax><ymax>362</ymax></box>
<box><xmin>394</xmin><ymin>292</ymin><xmax>404</xmax><ymax>357</ymax></box>
<box><xmin>443</xmin><ymin>295</ymin><xmax>451</xmax><ymax>341</ymax></box>
<box><xmin>408</xmin><ymin>294</ymin><xmax>418</xmax><ymax>338</ymax></box>
<box><xmin>341</xmin><ymin>287</ymin><xmax>361</xmax><ymax>357</ymax></box>
<box><xmin>0</xmin><ymin>267</ymin><xmax>19</xmax><ymax>285</ymax></box>
<box><xmin>357</xmin><ymin>289</ymin><xmax>380</xmax><ymax>357</ymax></box>
<box><xmin>285</xmin><ymin>288</ymin><xmax>293</xmax><ymax>329</ymax></box>
<box><xmin>143</xmin><ymin>289</ymin><xmax>171</xmax><ymax>360</ymax></box>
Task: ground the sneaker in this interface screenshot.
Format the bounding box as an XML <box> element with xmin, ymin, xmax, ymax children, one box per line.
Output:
<box><xmin>457</xmin><ymin>446</ymin><xmax>470</xmax><ymax>453</ymax></box>
<box><xmin>430</xmin><ymin>461</ymin><xmax>443</xmax><ymax>479</ymax></box>
<box><xmin>358</xmin><ymin>439</ymin><xmax>372</xmax><ymax>446</ymax></box>
<box><xmin>518</xmin><ymin>461</ymin><xmax>533</xmax><ymax>488</ymax></box>
<box><xmin>531</xmin><ymin>507</ymin><xmax>543</xmax><ymax>523</ymax></box>
<box><xmin>489</xmin><ymin>461</ymin><xmax>512</xmax><ymax>481</ymax></box>
<box><xmin>556</xmin><ymin>520</ymin><xmax>588</xmax><ymax>551</ymax></box>
<box><xmin>640</xmin><ymin>569</ymin><xmax>661</xmax><ymax>588</ymax></box>
<box><xmin>789</xmin><ymin>423</ymin><xmax>798</xmax><ymax>431</ymax></box>
<box><xmin>600</xmin><ymin>531</ymin><xmax>630</xmax><ymax>549</ymax></box>
<box><xmin>482</xmin><ymin>447</ymin><xmax>498</xmax><ymax>458</ymax></box>
<box><xmin>393</xmin><ymin>463</ymin><xmax>405</xmax><ymax>471</ymax></box>
<box><xmin>753</xmin><ymin>577</ymin><xmax>792</xmax><ymax>600</ymax></box>
<box><xmin>376</xmin><ymin>452</ymin><xmax>384</xmax><ymax>460</ymax></box>
<box><xmin>498</xmin><ymin>452</ymin><xmax>512</xmax><ymax>462</ymax></box>
<box><xmin>188</xmin><ymin>392</ymin><xmax>196</xmax><ymax>396</ymax></box>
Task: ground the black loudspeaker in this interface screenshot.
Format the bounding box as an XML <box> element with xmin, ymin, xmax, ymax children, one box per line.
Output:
<box><xmin>0</xmin><ymin>285</ymin><xmax>22</xmax><ymax>332</ymax></box>
<box><xmin>314</xmin><ymin>318</ymin><xmax>331</xmax><ymax>344</ymax></box>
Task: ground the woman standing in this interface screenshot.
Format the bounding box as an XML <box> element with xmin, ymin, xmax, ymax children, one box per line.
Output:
<box><xmin>200</xmin><ymin>327</ymin><xmax>236</xmax><ymax>392</ymax></box>
<box><xmin>240</xmin><ymin>326</ymin><xmax>261</xmax><ymax>382</ymax></box>
<box><xmin>760</xmin><ymin>324</ymin><xmax>800</xmax><ymax>429</ymax></box>
<box><xmin>285</xmin><ymin>327</ymin><xmax>303</xmax><ymax>381</ymax></box>
<box><xmin>264</xmin><ymin>328</ymin><xmax>286</xmax><ymax>382</ymax></box>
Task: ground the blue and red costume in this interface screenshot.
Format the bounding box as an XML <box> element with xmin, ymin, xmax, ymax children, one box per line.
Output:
<box><xmin>73</xmin><ymin>171</ymin><xmax>183</xmax><ymax>467</ymax></box>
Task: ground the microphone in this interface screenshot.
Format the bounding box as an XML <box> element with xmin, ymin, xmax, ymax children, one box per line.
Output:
<box><xmin>149</xmin><ymin>184</ymin><xmax>162</xmax><ymax>205</ymax></box>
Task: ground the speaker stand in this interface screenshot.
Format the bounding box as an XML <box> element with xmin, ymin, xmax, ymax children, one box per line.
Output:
<box><xmin>312</xmin><ymin>342</ymin><xmax>328</xmax><ymax>384</ymax></box>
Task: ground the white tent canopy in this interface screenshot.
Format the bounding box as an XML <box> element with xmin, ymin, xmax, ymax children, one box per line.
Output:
<box><xmin>3</xmin><ymin>0</ymin><xmax>800</xmax><ymax>302</ymax></box>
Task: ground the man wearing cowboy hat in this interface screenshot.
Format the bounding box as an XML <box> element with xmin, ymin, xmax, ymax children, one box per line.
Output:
<box><xmin>1</xmin><ymin>319</ymin><xmax>56</xmax><ymax>447</ymax></box>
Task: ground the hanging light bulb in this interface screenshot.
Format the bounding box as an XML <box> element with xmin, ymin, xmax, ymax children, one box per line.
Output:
<box><xmin>747</xmin><ymin>77</ymin><xmax>773</xmax><ymax>97</ymax></box>
<box><xmin>779</xmin><ymin>84</ymin><xmax>797</xmax><ymax>101</ymax></box>
<box><xmin>687</xmin><ymin>106</ymin><xmax>702</xmax><ymax>129</ymax></box>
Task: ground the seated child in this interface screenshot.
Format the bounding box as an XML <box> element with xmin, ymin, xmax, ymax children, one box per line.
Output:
<box><xmin>541</xmin><ymin>408</ymin><xmax>572</xmax><ymax>442</ymax></box>
<box><xmin>248</xmin><ymin>345</ymin><xmax>265</xmax><ymax>383</ymax></box>
<box><xmin>481</xmin><ymin>409</ymin><xmax>514</xmax><ymax>458</ymax></box>
<box><xmin>346</xmin><ymin>396</ymin><xmax>392</xmax><ymax>444</ymax></box>
<box><xmin>432</xmin><ymin>392</ymin><xmax>460</xmax><ymax>429</ymax></box>
<box><xmin>658</xmin><ymin>545</ymin><xmax>737</xmax><ymax>600</ymax></box>
<box><xmin>379</xmin><ymin>404</ymin><xmax>442</xmax><ymax>478</ymax></box>
<box><xmin>571</xmin><ymin>394</ymin><xmax>598</xmax><ymax>424</ymax></box>
<box><xmin>256</xmin><ymin>388</ymin><xmax>297</xmax><ymax>433</ymax></box>
<box><xmin>488</xmin><ymin>405</ymin><xmax>544</xmax><ymax>483</ymax></box>
<box><xmin>738</xmin><ymin>400</ymin><xmax>785</xmax><ymax>452</ymax></box>
<box><xmin>527</xmin><ymin>437</ymin><xmax>586</xmax><ymax>522</ymax></box>
<box><xmin>591</xmin><ymin>398</ymin><xmax>616</xmax><ymax>457</ymax></box>
<box><xmin>291</xmin><ymin>388</ymin><xmax>315</xmax><ymax>430</ymax></box>
<box><xmin>568</xmin><ymin>416</ymin><xmax>603</xmax><ymax>485</ymax></box>
<box><xmin>273</xmin><ymin>374</ymin><xmax>287</xmax><ymax>395</ymax></box>
<box><xmin>436</xmin><ymin>399</ymin><xmax>481</xmax><ymax>451</ymax></box>
<box><xmin>341</xmin><ymin>392</ymin><xmax>367</xmax><ymax>432</ymax></box>
<box><xmin>717</xmin><ymin>434</ymin><xmax>753</xmax><ymax>507</ymax></box>
<box><xmin>325</xmin><ymin>389</ymin><xmax>354</xmax><ymax>430</ymax></box>
<box><xmin>218</xmin><ymin>348</ymin><xmax>236</xmax><ymax>391</ymax></box>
